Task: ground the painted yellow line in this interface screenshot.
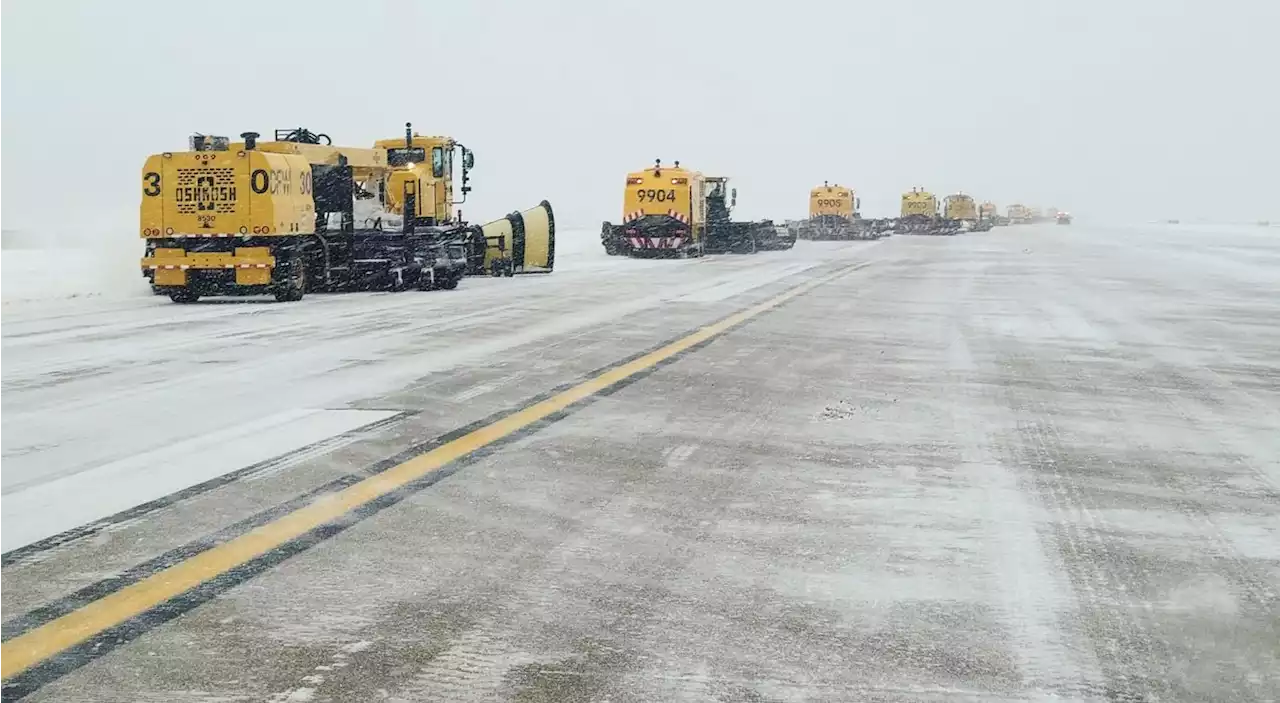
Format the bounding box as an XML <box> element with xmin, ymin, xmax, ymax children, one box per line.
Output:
<box><xmin>0</xmin><ymin>263</ymin><xmax>858</xmax><ymax>680</ymax></box>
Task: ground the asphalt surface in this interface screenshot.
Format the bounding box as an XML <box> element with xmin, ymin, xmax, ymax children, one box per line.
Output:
<box><xmin>3</xmin><ymin>224</ymin><xmax>1278</xmax><ymax>702</ymax></box>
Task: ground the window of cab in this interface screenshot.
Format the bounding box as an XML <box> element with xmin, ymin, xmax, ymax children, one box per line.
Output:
<box><xmin>432</xmin><ymin>147</ymin><xmax>452</xmax><ymax>178</ymax></box>
<box><xmin>388</xmin><ymin>147</ymin><xmax>426</xmax><ymax>167</ymax></box>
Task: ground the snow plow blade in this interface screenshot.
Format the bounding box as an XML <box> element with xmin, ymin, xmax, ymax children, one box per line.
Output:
<box><xmin>473</xmin><ymin>201</ymin><xmax>556</xmax><ymax>276</ymax></box>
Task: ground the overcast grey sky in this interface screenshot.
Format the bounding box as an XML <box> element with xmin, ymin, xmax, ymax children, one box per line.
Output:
<box><xmin>3</xmin><ymin>0</ymin><xmax>1277</xmax><ymax>239</ymax></box>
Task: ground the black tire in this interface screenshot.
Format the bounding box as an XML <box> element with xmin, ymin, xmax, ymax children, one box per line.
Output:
<box><xmin>274</xmin><ymin>261</ymin><xmax>306</xmax><ymax>302</ymax></box>
<box><xmin>169</xmin><ymin>290</ymin><xmax>199</xmax><ymax>304</ymax></box>
<box><xmin>441</xmin><ymin>274</ymin><xmax>460</xmax><ymax>290</ymax></box>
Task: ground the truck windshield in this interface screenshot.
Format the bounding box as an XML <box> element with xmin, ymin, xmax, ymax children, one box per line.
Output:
<box><xmin>387</xmin><ymin>147</ymin><xmax>426</xmax><ymax>167</ymax></box>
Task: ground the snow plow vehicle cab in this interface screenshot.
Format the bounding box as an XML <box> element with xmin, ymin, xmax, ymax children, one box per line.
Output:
<box><xmin>601</xmin><ymin>162</ymin><xmax>788</xmax><ymax>257</ymax></box>
<box><xmin>945</xmin><ymin>193</ymin><xmax>989</xmax><ymax>232</ymax></box>
<box><xmin>901</xmin><ymin>188</ymin><xmax>939</xmax><ymax>218</ymax></box>
<box><xmin>373</xmin><ymin>126</ymin><xmax>554</xmax><ymax>276</ymax></box>
<box><xmin>898</xmin><ymin>187</ymin><xmax>955</xmax><ymax>235</ymax></box>
<box><xmin>1006</xmin><ymin>204</ymin><xmax>1031</xmax><ymax>224</ymax></box>
<box><xmin>979</xmin><ymin>201</ymin><xmax>1006</xmax><ymax>227</ymax></box>
<box><xmin>943</xmin><ymin>193</ymin><xmax>978</xmax><ymax>222</ymax></box>
<box><xmin>601</xmin><ymin>160</ymin><xmax>704</xmax><ymax>257</ymax></box>
<box><xmin>794</xmin><ymin>182</ymin><xmax>881</xmax><ymax>240</ymax></box>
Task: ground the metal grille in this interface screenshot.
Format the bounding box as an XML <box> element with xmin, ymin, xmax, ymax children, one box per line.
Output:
<box><xmin>175</xmin><ymin>167</ymin><xmax>238</xmax><ymax>214</ymax></box>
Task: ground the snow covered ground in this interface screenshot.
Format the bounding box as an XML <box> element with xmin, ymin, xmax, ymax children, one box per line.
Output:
<box><xmin>1</xmin><ymin>245</ymin><xmax>152</xmax><ymax>305</ymax></box>
<box><xmin>0</xmin><ymin>230</ymin><xmax>856</xmax><ymax>551</ymax></box>
<box><xmin>3</xmin><ymin>225</ymin><xmax>1278</xmax><ymax>702</ymax></box>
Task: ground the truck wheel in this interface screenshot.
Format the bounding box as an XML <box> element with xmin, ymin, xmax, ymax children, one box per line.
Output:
<box><xmin>274</xmin><ymin>286</ymin><xmax>304</xmax><ymax>302</ymax></box>
<box><xmin>274</xmin><ymin>262</ymin><xmax>306</xmax><ymax>302</ymax></box>
<box><xmin>441</xmin><ymin>274</ymin><xmax>460</xmax><ymax>290</ymax></box>
<box><xmin>169</xmin><ymin>290</ymin><xmax>199</xmax><ymax>304</ymax></box>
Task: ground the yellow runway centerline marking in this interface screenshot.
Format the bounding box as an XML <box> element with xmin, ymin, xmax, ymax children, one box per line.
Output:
<box><xmin>0</xmin><ymin>263</ymin><xmax>860</xmax><ymax>681</ymax></box>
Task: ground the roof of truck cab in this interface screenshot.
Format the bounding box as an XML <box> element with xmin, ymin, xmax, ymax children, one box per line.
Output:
<box><xmin>627</xmin><ymin>166</ymin><xmax>701</xmax><ymax>180</ymax></box>
<box><xmin>373</xmin><ymin>135</ymin><xmax>455</xmax><ymax>149</ymax></box>
<box><xmin>811</xmin><ymin>184</ymin><xmax>852</xmax><ymax>195</ymax></box>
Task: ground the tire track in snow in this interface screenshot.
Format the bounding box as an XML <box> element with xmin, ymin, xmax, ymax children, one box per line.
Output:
<box><xmin>949</xmin><ymin>331</ymin><xmax>1106</xmax><ymax>702</ymax></box>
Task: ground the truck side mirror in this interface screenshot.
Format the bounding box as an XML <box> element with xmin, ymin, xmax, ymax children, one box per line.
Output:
<box><xmin>462</xmin><ymin>149</ymin><xmax>475</xmax><ymax>170</ymax></box>
<box><xmin>731</xmin><ymin>188</ymin><xmax>737</xmax><ymax>199</ymax></box>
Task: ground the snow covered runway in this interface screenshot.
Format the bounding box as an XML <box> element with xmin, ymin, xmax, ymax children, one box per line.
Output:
<box><xmin>2</xmin><ymin>225</ymin><xmax>1278</xmax><ymax>701</ymax></box>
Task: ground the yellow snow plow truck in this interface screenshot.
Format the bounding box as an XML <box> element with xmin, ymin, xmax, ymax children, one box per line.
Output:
<box><xmin>792</xmin><ymin>182</ymin><xmax>885</xmax><ymax>240</ymax></box>
<box><xmin>1006</xmin><ymin>204</ymin><xmax>1031</xmax><ymax>224</ymax></box>
<box><xmin>600</xmin><ymin>160</ymin><xmax>790</xmax><ymax>256</ymax></box>
<box><xmin>139</xmin><ymin>123</ymin><xmax>554</xmax><ymax>303</ymax></box>
<box><xmin>979</xmin><ymin>202</ymin><xmax>1007</xmax><ymax>226</ymax></box>
<box><xmin>896</xmin><ymin>187</ymin><xmax>957</xmax><ymax>235</ymax></box>
<box><xmin>945</xmin><ymin>193</ymin><xmax>990</xmax><ymax>232</ymax></box>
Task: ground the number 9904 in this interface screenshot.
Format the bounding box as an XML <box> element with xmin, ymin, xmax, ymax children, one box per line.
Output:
<box><xmin>635</xmin><ymin>188</ymin><xmax>677</xmax><ymax>203</ymax></box>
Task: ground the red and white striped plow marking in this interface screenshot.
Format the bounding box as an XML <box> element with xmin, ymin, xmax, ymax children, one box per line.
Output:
<box><xmin>622</xmin><ymin>210</ymin><xmax>645</xmax><ymax>223</ymax></box>
<box><xmin>667</xmin><ymin>210</ymin><xmax>689</xmax><ymax>224</ymax></box>
<box><xmin>626</xmin><ymin>237</ymin><xmax>686</xmax><ymax>250</ymax></box>
<box><xmin>146</xmin><ymin>263</ymin><xmax>271</xmax><ymax>270</ymax></box>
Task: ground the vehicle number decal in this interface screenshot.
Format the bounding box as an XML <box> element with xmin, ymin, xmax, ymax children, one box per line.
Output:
<box><xmin>636</xmin><ymin>188</ymin><xmax>677</xmax><ymax>203</ymax></box>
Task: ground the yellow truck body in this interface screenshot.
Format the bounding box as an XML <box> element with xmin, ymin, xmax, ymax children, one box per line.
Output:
<box><xmin>622</xmin><ymin>163</ymin><xmax>705</xmax><ymax>233</ymax></box>
<box><xmin>809</xmin><ymin>183</ymin><xmax>856</xmax><ymax>219</ymax></box>
<box><xmin>139</xmin><ymin>148</ymin><xmax>322</xmax><ymax>241</ymax></box>
<box><xmin>901</xmin><ymin>188</ymin><xmax>939</xmax><ymax>217</ymax></box>
<box><xmin>373</xmin><ymin>133</ymin><xmax>463</xmax><ymax>224</ymax></box>
<box><xmin>944</xmin><ymin>193</ymin><xmax>978</xmax><ymax>220</ymax></box>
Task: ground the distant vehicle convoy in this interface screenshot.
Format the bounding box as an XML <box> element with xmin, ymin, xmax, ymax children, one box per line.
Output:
<box><xmin>139</xmin><ymin>128</ymin><xmax>1068</xmax><ymax>303</ymax></box>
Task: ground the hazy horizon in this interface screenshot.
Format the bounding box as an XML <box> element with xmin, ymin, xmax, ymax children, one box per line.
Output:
<box><xmin>3</xmin><ymin>0</ymin><xmax>1277</xmax><ymax>241</ymax></box>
